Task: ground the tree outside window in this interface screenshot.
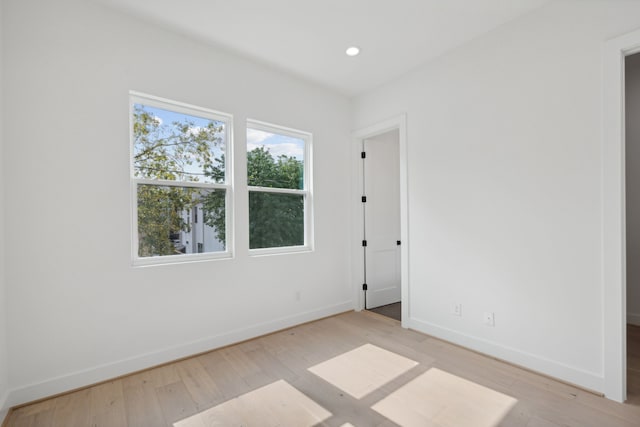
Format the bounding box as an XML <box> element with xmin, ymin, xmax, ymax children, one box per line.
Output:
<box><xmin>131</xmin><ymin>93</ymin><xmax>231</xmax><ymax>264</ymax></box>
<box><xmin>246</xmin><ymin>122</ymin><xmax>312</xmax><ymax>251</ymax></box>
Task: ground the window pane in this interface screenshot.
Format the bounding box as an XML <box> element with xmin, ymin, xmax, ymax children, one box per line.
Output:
<box><xmin>247</xmin><ymin>128</ymin><xmax>304</xmax><ymax>190</ymax></box>
<box><xmin>133</xmin><ymin>104</ymin><xmax>226</xmax><ymax>183</ymax></box>
<box><xmin>249</xmin><ymin>192</ymin><xmax>304</xmax><ymax>249</ymax></box>
<box><xmin>137</xmin><ymin>185</ymin><xmax>226</xmax><ymax>257</ymax></box>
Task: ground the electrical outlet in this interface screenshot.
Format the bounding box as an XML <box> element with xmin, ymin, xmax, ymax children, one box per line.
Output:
<box><xmin>453</xmin><ymin>303</ymin><xmax>462</xmax><ymax>316</ymax></box>
<box><xmin>484</xmin><ymin>312</ymin><xmax>495</xmax><ymax>326</ymax></box>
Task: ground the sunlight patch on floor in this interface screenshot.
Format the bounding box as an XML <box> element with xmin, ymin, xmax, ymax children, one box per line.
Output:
<box><xmin>173</xmin><ymin>380</ymin><xmax>331</xmax><ymax>427</ymax></box>
<box><xmin>307</xmin><ymin>343</ymin><xmax>418</xmax><ymax>399</ymax></box>
<box><xmin>372</xmin><ymin>368</ymin><xmax>518</xmax><ymax>427</ymax></box>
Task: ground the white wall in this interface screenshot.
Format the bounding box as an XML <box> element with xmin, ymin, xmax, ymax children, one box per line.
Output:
<box><xmin>3</xmin><ymin>0</ymin><xmax>352</xmax><ymax>407</ymax></box>
<box><xmin>353</xmin><ymin>0</ymin><xmax>640</xmax><ymax>395</ymax></box>
<box><xmin>626</xmin><ymin>53</ymin><xmax>640</xmax><ymax>327</ymax></box>
<box><xmin>0</xmin><ymin>0</ymin><xmax>10</xmax><ymax>417</ymax></box>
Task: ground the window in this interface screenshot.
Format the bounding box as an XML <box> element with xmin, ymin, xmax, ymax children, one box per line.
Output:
<box><xmin>247</xmin><ymin>120</ymin><xmax>312</xmax><ymax>253</ymax></box>
<box><xmin>130</xmin><ymin>92</ymin><xmax>232</xmax><ymax>265</ymax></box>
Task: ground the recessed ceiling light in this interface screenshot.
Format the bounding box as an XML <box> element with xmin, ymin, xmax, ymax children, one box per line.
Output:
<box><xmin>346</xmin><ymin>46</ymin><xmax>360</xmax><ymax>57</ymax></box>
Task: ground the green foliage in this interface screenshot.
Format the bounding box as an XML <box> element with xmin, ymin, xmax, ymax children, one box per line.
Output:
<box><xmin>247</xmin><ymin>148</ymin><xmax>304</xmax><ymax>249</ymax></box>
<box><xmin>202</xmin><ymin>188</ymin><xmax>226</xmax><ymax>242</ymax></box>
<box><xmin>137</xmin><ymin>185</ymin><xmax>196</xmax><ymax>257</ymax></box>
<box><xmin>133</xmin><ymin>105</ymin><xmax>225</xmax><ymax>182</ymax></box>
<box><xmin>133</xmin><ymin>105</ymin><xmax>225</xmax><ymax>256</ymax></box>
<box><xmin>249</xmin><ymin>192</ymin><xmax>304</xmax><ymax>249</ymax></box>
<box><xmin>133</xmin><ymin>104</ymin><xmax>305</xmax><ymax>255</ymax></box>
<box><xmin>247</xmin><ymin>147</ymin><xmax>303</xmax><ymax>190</ymax></box>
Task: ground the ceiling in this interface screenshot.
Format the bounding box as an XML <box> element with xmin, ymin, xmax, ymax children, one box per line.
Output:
<box><xmin>96</xmin><ymin>0</ymin><xmax>552</xmax><ymax>97</ymax></box>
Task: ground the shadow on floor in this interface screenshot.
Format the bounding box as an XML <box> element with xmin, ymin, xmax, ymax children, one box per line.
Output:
<box><xmin>368</xmin><ymin>302</ymin><xmax>401</xmax><ymax>321</ymax></box>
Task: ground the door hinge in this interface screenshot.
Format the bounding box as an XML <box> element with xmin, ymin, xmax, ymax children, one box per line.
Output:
<box><xmin>397</xmin><ymin>240</ymin><xmax>401</xmax><ymax>246</ymax></box>
<box><xmin>362</xmin><ymin>283</ymin><xmax>368</xmax><ymax>291</ymax></box>
<box><xmin>362</xmin><ymin>196</ymin><xmax>367</xmax><ymax>203</ymax></box>
<box><xmin>362</xmin><ymin>240</ymin><xmax>367</xmax><ymax>247</ymax></box>
<box><xmin>361</xmin><ymin>151</ymin><xmax>366</xmax><ymax>159</ymax></box>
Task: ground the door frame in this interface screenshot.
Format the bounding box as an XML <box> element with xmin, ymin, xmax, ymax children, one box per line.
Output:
<box><xmin>352</xmin><ymin>114</ymin><xmax>408</xmax><ymax>327</ymax></box>
<box><xmin>603</xmin><ymin>27</ymin><xmax>640</xmax><ymax>402</ymax></box>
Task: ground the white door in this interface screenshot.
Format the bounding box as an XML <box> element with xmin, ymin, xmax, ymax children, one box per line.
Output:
<box><xmin>363</xmin><ymin>129</ymin><xmax>401</xmax><ymax>309</ymax></box>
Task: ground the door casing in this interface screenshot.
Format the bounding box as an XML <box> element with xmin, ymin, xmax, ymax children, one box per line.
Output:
<box><xmin>352</xmin><ymin>115</ymin><xmax>408</xmax><ymax>327</ymax></box>
<box><xmin>603</xmin><ymin>27</ymin><xmax>640</xmax><ymax>403</ymax></box>
<box><xmin>363</xmin><ymin>131</ymin><xmax>401</xmax><ymax>309</ymax></box>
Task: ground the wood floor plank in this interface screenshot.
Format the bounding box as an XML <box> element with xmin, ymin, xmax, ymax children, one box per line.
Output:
<box><xmin>241</xmin><ymin>341</ymin><xmax>298</xmax><ymax>383</ymax></box>
<box><xmin>155</xmin><ymin>381</ymin><xmax>199</xmax><ymax>426</ymax></box>
<box><xmin>137</xmin><ymin>363</ymin><xmax>181</xmax><ymax>388</ymax></box>
<box><xmin>50</xmin><ymin>389</ymin><xmax>91</xmax><ymax>427</ymax></box>
<box><xmin>523</xmin><ymin>415</ymin><xmax>562</xmax><ymax>427</ymax></box>
<box><xmin>195</xmin><ymin>350</ymin><xmax>251</xmax><ymax>400</ymax></box>
<box><xmin>121</xmin><ymin>372</ymin><xmax>167</xmax><ymax>427</ymax></box>
<box><xmin>371</xmin><ymin>368</ymin><xmax>518</xmax><ymax>427</ymax></box>
<box><xmin>220</xmin><ymin>345</ymin><xmax>262</xmax><ymax>379</ymax></box>
<box><xmin>494</xmin><ymin>402</ymin><xmax>532</xmax><ymax>427</ymax></box>
<box><xmin>260</xmin><ymin>330</ymin><xmax>316</xmax><ymax>372</ymax></box>
<box><xmin>9</xmin><ymin>399</ymin><xmax>56</xmax><ymax>419</ymax></box>
<box><xmin>179</xmin><ymin>380</ymin><xmax>332</xmax><ymax>427</ymax></box>
<box><xmin>176</xmin><ymin>357</ymin><xmax>225</xmax><ymax>411</ymax></box>
<box><xmin>575</xmin><ymin>387</ymin><xmax>640</xmax><ymax>424</ymax></box>
<box><xmin>7</xmin><ymin>399</ymin><xmax>56</xmax><ymax>427</ymax></box>
<box><xmin>88</xmin><ymin>380</ymin><xmax>127</xmax><ymax>427</ymax></box>
<box><xmin>4</xmin><ymin>312</ymin><xmax>640</xmax><ymax>427</ymax></box>
<box><xmin>287</xmin><ymin>370</ymin><xmax>392</xmax><ymax>427</ymax></box>
<box><xmin>5</xmin><ymin>415</ymin><xmax>33</xmax><ymax>427</ymax></box>
<box><xmin>222</xmin><ymin>339</ymin><xmax>282</xmax><ymax>391</ymax></box>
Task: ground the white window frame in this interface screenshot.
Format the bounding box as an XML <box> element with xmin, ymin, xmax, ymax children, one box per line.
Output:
<box><xmin>247</xmin><ymin>119</ymin><xmax>313</xmax><ymax>256</ymax></box>
<box><xmin>130</xmin><ymin>91</ymin><xmax>234</xmax><ymax>266</ymax></box>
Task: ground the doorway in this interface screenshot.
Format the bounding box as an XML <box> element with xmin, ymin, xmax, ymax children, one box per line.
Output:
<box><xmin>603</xmin><ymin>27</ymin><xmax>640</xmax><ymax>402</ymax></box>
<box><xmin>625</xmin><ymin>52</ymin><xmax>640</xmax><ymax>405</ymax></box>
<box><xmin>362</xmin><ymin>130</ymin><xmax>401</xmax><ymax>319</ymax></box>
<box><xmin>352</xmin><ymin>115</ymin><xmax>408</xmax><ymax>326</ymax></box>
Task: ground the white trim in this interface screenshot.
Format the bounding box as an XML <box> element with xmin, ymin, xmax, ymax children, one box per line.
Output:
<box><xmin>135</xmin><ymin>179</ymin><xmax>230</xmax><ymax>190</ymax></box>
<box><xmin>407</xmin><ymin>317</ymin><xmax>604</xmax><ymax>393</ymax></box>
<box><xmin>248</xmin><ymin>245</ymin><xmax>313</xmax><ymax>257</ymax></box>
<box><xmin>0</xmin><ymin>391</ymin><xmax>8</xmax><ymax>421</ymax></box>
<box><xmin>129</xmin><ymin>91</ymin><xmax>233</xmax><ymax>124</ymax></box>
<box><xmin>2</xmin><ymin>302</ymin><xmax>353</xmax><ymax>410</ymax></box>
<box><xmin>602</xmin><ymin>27</ymin><xmax>640</xmax><ymax>403</ymax></box>
<box><xmin>246</xmin><ymin>119</ymin><xmax>314</xmax><ymax>255</ymax></box>
<box><xmin>129</xmin><ymin>92</ymin><xmax>234</xmax><ymax>266</ymax></box>
<box><xmin>246</xmin><ymin>119</ymin><xmax>312</xmax><ymax>141</ymax></box>
<box><xmin>132</xmin><ymin>248</ymin><xmax>232</xmax><ymax>267</ymax></box>
<box><xmin>351</xmin><ymin>115</ymin><xmax>409</xmax><ymax>327</ymax></box>
<box><xmin>248</xmin><ymin>186</ymin><xmax>306</xmax><ymax>196</ymax></box>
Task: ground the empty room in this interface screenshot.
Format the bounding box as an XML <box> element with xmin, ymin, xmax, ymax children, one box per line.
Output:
<box><xmin>2</xmin><ymin>0</ymin><xmax>640</xmax><ymax>426</ymax></box>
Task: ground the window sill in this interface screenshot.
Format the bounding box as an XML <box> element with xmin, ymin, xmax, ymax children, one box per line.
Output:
<box><xmin>132</xmin><ymin>251</ymin><xmax>232</xmax><ymax>267</ymax></box>
<box><xmin>248</xmin><ymin>245</ymin><xmax>313</xmax><ymax>257</ymax></box>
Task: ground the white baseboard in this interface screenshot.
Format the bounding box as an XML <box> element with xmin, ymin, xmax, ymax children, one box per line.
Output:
<box><xmin>628</xmin><ymin>312</ymin><xmax>640</xmax><ymax>326</ymax></box>
<box><xmin>0</xmin><ymin>390</ymin><xmax>8</xmax><ymax>423</ymax></box>
<box><xmin>406</xmin><ymin>316</ymin><xmax>604</xmax><ymax>394</ymax></box>
<box><xmin>4</xmin><ymin>301</ymin><xmax>353</xmax><ymax>409</ymax></box>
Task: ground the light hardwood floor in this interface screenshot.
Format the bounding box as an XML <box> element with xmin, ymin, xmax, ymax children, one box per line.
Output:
<box><xmin>4</xmin><ymin>311</ymin><xmax>640</xmax><ymax>426</ymax></box>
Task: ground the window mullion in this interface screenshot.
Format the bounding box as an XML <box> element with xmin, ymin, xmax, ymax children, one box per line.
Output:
<box><xmin>248</xmin><ymin>186</ymin><xmax>306</xmax><ymax>196</ymax></box>
<box><xmin>135</xmin><ymin>178</ymin><xmax>230</xmax><ymax>190</ymax></box>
